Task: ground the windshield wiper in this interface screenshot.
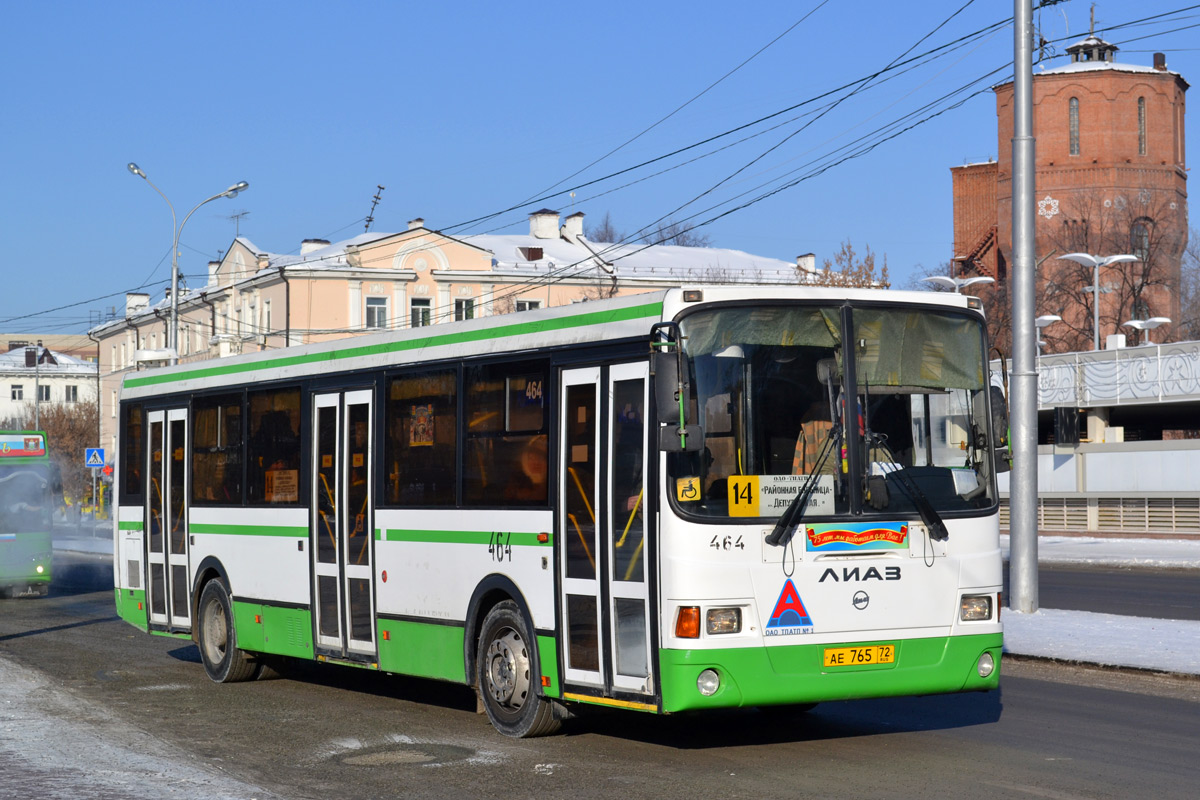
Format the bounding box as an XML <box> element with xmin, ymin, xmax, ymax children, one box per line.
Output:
<box><xmin>867</xmin><ymin>430</ymin><xmax>949</xmax><ymax>541</ymax></box>
<box><xmin>764</xmin><ymin>430</ymin><xmax>837</xmax><ymax>548</ymax></box>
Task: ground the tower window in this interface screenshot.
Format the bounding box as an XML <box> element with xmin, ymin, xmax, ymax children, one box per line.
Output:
<box><xmin>1130</xmin><ymin>219</ymin><xmax>1151</xmax><ymax>263</ymax></box>
<box><xmin>1069</xmin><ymin>97</ymin><xmax>1080</xmax><ymax>156</ymax></box>
<box><xmin>1137</xmin><ymin>97</ymin><xmax>1146</xmax><ymax>156</ymax></box>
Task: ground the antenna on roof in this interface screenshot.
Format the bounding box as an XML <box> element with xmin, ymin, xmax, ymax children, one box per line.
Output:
<box><xmin>365</xmin><ymin>185</ymin><xmax>386</xmax><ymax>232</ymax></box>
<box><xmin>226</xmin><ymin>210</ymin><xmax>250</xmax><ymax>237</ymax></box>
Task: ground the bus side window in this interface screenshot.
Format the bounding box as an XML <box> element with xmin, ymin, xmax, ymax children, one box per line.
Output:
<box><xmin>463</xmin><ymin>361</ymin><xmax>548</xmax><ymax>507</ymax></box>
<box><xmin>192</xmin><ymin>394</ymin><xmax>244</xmax><ymax>505</ymax></box>
<box><xmin>122</xmin><ymin>404</ymin><xmax>144</xmax><ymax>501</ymax></box>
<box><xmin>247</xmin><ymin>387</ymin><xmax>301</xmax><ymax>505</ymax></box>
<box><xmin>384</xmin><ymin>369</ymin><xmax>457</xmax><ymax>507</ymax></box>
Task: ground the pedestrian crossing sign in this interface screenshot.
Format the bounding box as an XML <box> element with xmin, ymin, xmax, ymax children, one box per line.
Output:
<box><xmin>86</xmin><ymin>448</ymin><xmax>105</xmax><ymax>467</ymax></box>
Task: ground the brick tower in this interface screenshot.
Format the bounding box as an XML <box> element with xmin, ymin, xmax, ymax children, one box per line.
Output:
<box><xmin>952</xmin><ymin>36</ymin><xmax>1188</xmax><ymax>351</ymax></box>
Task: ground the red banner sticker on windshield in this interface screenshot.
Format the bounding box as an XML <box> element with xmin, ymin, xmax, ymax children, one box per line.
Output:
<box><xmin>805</xmin><ymin>523</ymin><xmax>908</xmax><ymax>551</ymax></box>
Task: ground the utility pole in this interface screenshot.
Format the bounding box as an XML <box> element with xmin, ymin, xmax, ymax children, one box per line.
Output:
<box><xmin>1010</xmin><ymin>0</ymin><xmax>1039</xmax><ymax>613</ymax></box>
<box><xmin>365</xmin><ymin>185</ymin><xmax>386</xmax><ymax>232</ymax></box>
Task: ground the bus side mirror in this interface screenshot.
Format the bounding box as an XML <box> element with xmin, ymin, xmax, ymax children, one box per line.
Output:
<box><xmin>987</xmin><ymin>384</ymin><xmax>1011</xmax><ymax>474</ymax></box>
<box><xmin>659</xmin><ymin>424</ymin><xmax>702</xmax><ymax>452</ymax></box>
<box><xmin>653</xmin><ymin>350</ymin><xmax>688</xmax><ymax>422</ymax></box>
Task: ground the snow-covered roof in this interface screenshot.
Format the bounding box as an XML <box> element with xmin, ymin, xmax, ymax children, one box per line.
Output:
<box><xmin>1040</xmin><ymin>59</ymin><xmax>1176</xmax><ymax>77</ymax></box>
<box><xmin>461</xmin><ymin>233</ymin><xmax>805</xmax><ymax>283</ymax></box>
<box><xmin>0</xmin><ymin>348</ymin><xmax>96</xmax><ymax>374</ymax></box>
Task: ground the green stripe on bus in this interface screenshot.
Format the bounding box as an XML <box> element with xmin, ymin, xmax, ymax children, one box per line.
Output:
<box><xmin>190</xmin><ymin>522</ymin><xmax>308</xmax><ymax>537</ymax></box>
<box><xmin>125</xmin><ymin>301</ymin><xmax>663</xmax><ymax>389</ymax></box>
<box><xmin>377</xmin><ymin>529</ymin><xmax>552</xmax><ymax>547</ymax></box>
<box><xmin>118</xmin><ymin>521</ymin><xmax>144</xmax><ymax>531</ymax></box>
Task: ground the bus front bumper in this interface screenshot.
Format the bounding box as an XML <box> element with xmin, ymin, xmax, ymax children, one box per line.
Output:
<box><xmin>659</xmin><ymin>632</ymin><xmax>1002</xmax><ymax>713</ymax></box>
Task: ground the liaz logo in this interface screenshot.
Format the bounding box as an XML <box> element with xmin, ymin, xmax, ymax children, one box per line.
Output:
<box><xmin>765</xmin><ymin>579</ymin><xmax>814</xmax><ymax>636</ymax></box>
<box><xmin>819</xmin><ymin>566</ymin><xmax>901</xmax><ymax>582</ymax></box>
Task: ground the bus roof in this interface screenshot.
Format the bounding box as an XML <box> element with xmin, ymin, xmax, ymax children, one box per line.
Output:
<box><xmin>120</xmin><ymin>286</ymin><xmax>973</xmax><ymax>401</ymax></box>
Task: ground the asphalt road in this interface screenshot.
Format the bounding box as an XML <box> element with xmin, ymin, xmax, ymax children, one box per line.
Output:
<box><xmin>0</xmin><ymin>552</ymin><xmax>1197</xmax><ymax>800</ymax></box>
<box><xmin>1004</xmin><ymin>563</ymin><xmax>1200</xmax><ymax>620</ymax></box>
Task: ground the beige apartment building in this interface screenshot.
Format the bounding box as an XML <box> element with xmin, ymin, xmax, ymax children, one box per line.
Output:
<box><xmin>91</xmin><ymin>209</ymin><xmax>814</xmax><ymax>454</ymax></box>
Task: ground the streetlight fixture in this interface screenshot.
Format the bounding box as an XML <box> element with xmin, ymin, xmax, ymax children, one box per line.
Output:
<box><xmin>921</xmin><ymin>275</ymin><xmax>996</xmax><ymax>292</ymax></box>
<box><xmin>1121</xmin><ymin>316</ymin><xmax>1171</xmax><ymax>345</ymax></box>
<box><xmin>1058</xmin><ymin>252</ymin><xmax>1138</xmax><ymax>351</ymax></box>
<box><xmin>127</xmin><ymin>162</ymin><xmax>249</xmax><ymax>364</ymax></box>
<box><xmin>1034</xmin><ymin>314</ymin><xmax>1061</xmax><ymax>357</ymax></box>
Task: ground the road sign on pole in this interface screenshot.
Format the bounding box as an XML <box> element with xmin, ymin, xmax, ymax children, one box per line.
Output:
<box><xmin>85</xmin><ymin>448</ymin><xmax>105</xmax><ymax>467</ymax></box>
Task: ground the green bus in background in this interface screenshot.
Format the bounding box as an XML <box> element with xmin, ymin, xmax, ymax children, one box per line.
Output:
<box><xmin>0</xmin><ymin>431</ymin><xmax>56</xmax><ymax>597</ymax></box>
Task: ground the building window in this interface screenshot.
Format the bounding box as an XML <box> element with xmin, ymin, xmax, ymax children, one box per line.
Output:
<box><xmin>264</xmin><ymin>299</ymin><xmax>272</xmax><ymax>336</ymax></box>
<box><xmin>1069</xmin><ymin>97</ymin><xmax>1080</xmax><ymax>156</ymax></box>
<box><xmin>38</xmin><ymin>385</ymin><xmax>50</xmax><ymax>403</ymax></box>
<box><xmin>365</xmin><ymin>296</ymin><xmax>389</xmax><ymax>329</ymax></box>
<box><xmin>65</xmin><ymin>385</ymin><xmax>78</xmax><ymax>403</ymax></box>
<box><xmin>1138</xmin><ymin>97</ymin><xmax>1146</xmax><ymax>156</ymax></box>
<box><xmin>11</xmin><ymin>385</ymin><xmax>22</xmax><ymax>401</ymax></box>
<box><xmin>515</xmin><ymin>300</ymin><xmax>541</xmax><ymax>313</ymax></box>
<box><xmin>411</xmin><ymin>298</ymin><xmax>431</xmax><ymax>328</ymax></box>
<box><xmin>1130</xmin><ymin>219</ymin><xmax>1152</xmax><ymax>262</ymax></box>
<box><xmin>455</xmin><ymin>298</ymin><xmax>475</xmax><ymax>321</ymax></box>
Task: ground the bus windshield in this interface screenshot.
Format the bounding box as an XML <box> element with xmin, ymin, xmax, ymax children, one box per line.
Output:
<box><xmin>668</xmin><ymin>303</ymin><xmax>996</xmax><ymax>521</ymax></box>
<box><xmin>0</xmin><ymin>463</ymin><xmax>53</xmax><ymax>533</ymax></box>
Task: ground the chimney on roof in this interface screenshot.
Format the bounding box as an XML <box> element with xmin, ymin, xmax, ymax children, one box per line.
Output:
<box><xmin>561</xmin><ymin>212</ymin><xmax>585</xmax><ymax>244</ymax></box>
<box><xmin>529</xmin><ymin>209</ymin><xmax>560</xmax><ymax>240</ymax></box>
<box><xmin>796</xmin><ymin>253</ymin><xmax>817</xmax><ymax>274</ymax></box>
<box><xmin>256</xmin><ymin>253</ymin><xmax>270</xmax><ymax>272</ymax></box>
<box><xmin>126</xmin><ymin>293</ymin><xmax>150</xmax><ymax>316</ymax></box>
<box><xmin>300</xmin><ymin>238</ymin><xmax>330</xmax><ymax>256</ymax></box>
<box><xmin>1154</xmin><ymin>52</ymin><xmax>1167</xmax><ymax>71</ymax></box>
<box><xmin>208</xmin><ymin>260</ymin><xmax>220</xmax><ymax>287</ymax></box>
<box><xmin>408</xmin><ymin>218</ymin><xmax>425</xmax><ymax>230</ymax></box>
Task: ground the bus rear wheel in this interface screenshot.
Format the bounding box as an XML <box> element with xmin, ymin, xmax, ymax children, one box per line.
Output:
<box><xmin>197</xmin><ymin>579</ymin><xmax>258</xmax><ymax>683</ymax></box>
<box><xmin>476</xmin><ymin>601</ymin><xmax>560</xmax><ymax>737</ymax></box>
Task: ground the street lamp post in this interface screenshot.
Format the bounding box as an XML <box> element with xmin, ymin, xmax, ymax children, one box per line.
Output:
<box><xmin>1058</xmin><ymin>252</ymin><xmax>1138</xmax><ymax>350</ymax></box>
<box><xmin>127</xmin><ymin>163</ymin><xmax>249</xmax><ymax>364</ymax></box>
<box><xmin>1034</xmin><ymin>314</ymin><xmax>1061</xmax><ymax>357</ymax></box>
<box><xmin>1122</xmin><ymin>316</ymin><xmax>1172</xmax><ymax>345</ymax></box>
<box><xmin>921</xmin><ymin>275</ymin><xmax>996</xmax><ymax>292</ymax></box>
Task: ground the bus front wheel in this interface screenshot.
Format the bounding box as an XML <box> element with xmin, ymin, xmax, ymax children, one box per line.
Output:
<box><xmin>476</xmin><ymin>601</ymin><xmax>560</xmax><ymax>737</ymax></box>
<box><xmin>197</xmin><ymin>579</ymin><xmax>258</xmax><ymax>683</ymax></box>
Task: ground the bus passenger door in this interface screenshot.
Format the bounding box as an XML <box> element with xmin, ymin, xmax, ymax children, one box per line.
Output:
<box><xmin>559</xmin><ymin>364</ymin><xmax>654</xmax><ymax>701</ymax></box>
<box><xmin>145</xmin><ymin>408</ymin><xmax>191</xmax><ymax>631</ymax></box>
<box><xmin>311</xmin><ymin>390</ymin><xmax>377</xmax><ymax>660</ymax></box>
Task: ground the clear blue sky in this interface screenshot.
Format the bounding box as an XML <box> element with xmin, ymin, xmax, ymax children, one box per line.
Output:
<box><xmin>2</xmin><ymin>1</ymin><xmax>1195</xmax><ymax>337</ymax></box>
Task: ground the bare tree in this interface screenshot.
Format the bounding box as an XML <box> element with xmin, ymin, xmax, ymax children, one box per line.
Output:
<box><xmin>1039</xmin><ymin>191</ymin><xmax>1183</xmax><ymax>349</ymax></box>
<box><xmin>640</xmin><ymin>218</ymin><xmax>713</xmax><ymax>248</ymax></box>
<box><xmin>810</xmin><ymin>240</ymin><xmax>890</xmax><ymax>289</ymax></box>
<box><xmin>584</xmin><ymin>211</ymin><xmax>624</xmax><ymax>244</ymax></box>
<box><xmin>1178</xmin><ymin>226</ymin><xmax>1200</xmax><ymax>341</ymax></box>
<box><xmin>6</xmin><ymin>400</ymin><xmax>99</xmax><ymax>505</ymax></box>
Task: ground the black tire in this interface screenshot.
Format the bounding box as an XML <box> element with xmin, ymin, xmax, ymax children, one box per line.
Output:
<box><xmin>476</xmin><ymin>600</ymin><xmax>560</xmax><ymax>737</ymax></box>
<box><xmin>196</xmin><ymin>579</ymin><xmax>258</xmax><ymax>683</ymax></box>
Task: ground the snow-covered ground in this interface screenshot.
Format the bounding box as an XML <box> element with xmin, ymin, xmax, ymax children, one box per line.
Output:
<box><xmin>1000</xmin><ymin>534</ymin><xmax>1200</xmax><ymax>675</ymax></box>
<box><xmin>55</xmin><ymin>533</ymin><xmax>1200</xmax><ymax>675</ymax></box>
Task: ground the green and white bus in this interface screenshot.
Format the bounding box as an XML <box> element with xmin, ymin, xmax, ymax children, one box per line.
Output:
<box><xmin>1</xmin><ymin>431</ymin><xmax>55</xmax><ymax>597</ymax></box>
<box><xmin>114</xmin><ymin>286</ymin><xmax>1005</xmax><ymax>737</ymax></box>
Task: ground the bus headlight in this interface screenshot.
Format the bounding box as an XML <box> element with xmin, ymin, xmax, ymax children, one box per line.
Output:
<box><xmin>706</xmin><ymin>608</ymin><xmax>742</xmax><ymax>635</ymax></box>
<box><xmin>697</xmin><ymin>669</ymin><xmax>721</xmax><ymax>696</ymax></box>
<box><xmin>978</xmin><ymin>652</ymin><xmax>995</xmax><ymax>678</ymax></box>
<box><xmin>36</xmin><ymin>565</ymin><xmax>45</xmax><ymax>574</ymax></box>
<box><xmin>960</xmin><ymin>594</ymin><xmax>992</xmax><ymax>621</ymax></box>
